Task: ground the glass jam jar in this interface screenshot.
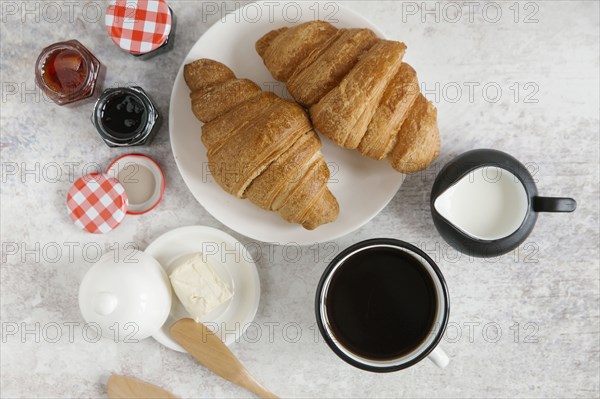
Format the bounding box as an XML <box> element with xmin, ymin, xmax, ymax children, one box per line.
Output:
<box><xmin>92</xmin><ymin>87</ymin><xmax>160</xmax><ymax>147</ymax></box>
<box><xmin>35</xmin><ymin>40</ymin><xmax>102</xmax><ymax>106</ymax></box>
<box><xmin>105</xmin><ymin>0</ymin><xmax>176</xmax><ymax>60</ymax></box>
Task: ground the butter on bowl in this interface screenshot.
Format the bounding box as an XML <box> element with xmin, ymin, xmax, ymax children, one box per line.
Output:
<box><xmin>168</xmin><ymin>252</ymin><xmax>234</xmax><ymax>323</ymax></box>
<box><xmin>144</xmin><ymin>225</ymin><xmax>261</xmax><ymax>352</ymax></box>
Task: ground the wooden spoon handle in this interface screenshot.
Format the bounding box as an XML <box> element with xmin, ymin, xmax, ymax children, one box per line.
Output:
<box><xmin>107</xmin><ymin>375</ymin><xmax>178</xmax><ymax>399</ymax></box>
<box><xmin>239</xmin><ymin>378</ymin><xmax>279</xmax><ymax>399</ymax></box>
<box><xmin>171</xmin><ymin>319</ymin><xmax>279</xmax><ymax>399</ymax></box>
<box><xmin>231</xmin><ymin>369</ymin><xmax>279</xmax><ymax>398</ymax></box>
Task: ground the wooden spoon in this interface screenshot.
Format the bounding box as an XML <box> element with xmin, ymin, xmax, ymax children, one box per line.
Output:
<box><xmin>171</xmin><ymin>318</ymin><xmax>278</xmax><ymax>398</ymax></box>
<box><xmin>107</xmin><ymin>374</ymin><xmax>178</xmax><ymax>399</ymax></box>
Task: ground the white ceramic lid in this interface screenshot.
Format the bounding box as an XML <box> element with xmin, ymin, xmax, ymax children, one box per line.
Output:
<box><xmin>78</xmin><ymin>250</ymin><xmax>172</xmax><ymax>340</ymax></box>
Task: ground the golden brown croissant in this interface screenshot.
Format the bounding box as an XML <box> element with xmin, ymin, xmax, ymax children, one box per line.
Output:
<box><xmin>183</xmin><ymin>59</ymin><xmax>339</xmax><ymax>230</ymax></box>
<box><xmin>256</xmin><ymin>21</ymin><xmax>440</xmax><ymax>173</ymax></box>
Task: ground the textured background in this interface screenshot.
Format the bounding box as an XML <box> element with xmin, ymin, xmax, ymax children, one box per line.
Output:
<box><xmin>1</xmin><ymin>1</ymin><xmax>599</xmax><ymax>398</ymax></box>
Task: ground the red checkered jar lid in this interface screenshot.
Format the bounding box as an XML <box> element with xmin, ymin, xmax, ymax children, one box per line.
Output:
<box><xmin>105</xmin><ymin>0</ymin><xmax>172</xmax><ymax>55</ymax></box>
<box><xmin>66</xmin><ymin>174</ymin><xmax>128</xmax><ymax>234</ymax></box>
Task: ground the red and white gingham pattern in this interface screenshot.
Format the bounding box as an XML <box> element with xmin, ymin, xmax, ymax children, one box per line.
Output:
<box><xmin>66</xmin><ymin>174</ymin><xmax>128</xmax><ymax>234</ymax></box>
<box><xmin>105</xmin><ymin>0</ymin><xmax>172</xmax><ymax>55</ymax></box>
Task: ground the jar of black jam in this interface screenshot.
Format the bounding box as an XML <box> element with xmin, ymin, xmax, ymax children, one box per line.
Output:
<box><xmin>35</xmin><ymin>40</ymin><xmax>103</xmax><ymax>105</ymax></box>
<box><xmin>105</xmin><ymin>0</ymin><xmax>176</xmax><ymax>60</ymax></box>
<box><xmin>92</xmin><ymin>87</ymin><xmax>160</xmax><ymax>147</ymax></box>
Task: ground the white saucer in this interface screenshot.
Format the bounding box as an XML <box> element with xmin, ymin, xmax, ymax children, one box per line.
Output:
<box><xmin>145</xmin><ymin>226</ymin><xmax>261</xmax><ymax>351</ymax></box>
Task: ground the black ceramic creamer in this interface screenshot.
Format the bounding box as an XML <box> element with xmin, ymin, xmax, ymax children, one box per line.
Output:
<box><xmin>430</xmin><ymin>149</ymin><xmax>576</xmax><ymax>258</ymax></box>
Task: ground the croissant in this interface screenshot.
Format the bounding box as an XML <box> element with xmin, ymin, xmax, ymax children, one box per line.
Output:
<box><xmin>256</xmin><ymin>21</ymin><xmax>440</xmax><ymax>173</ymax></box>
<box><xmin>183</xmin><ymin>59</ymin><xmax>339</xmax><ymax>230</ymax></box>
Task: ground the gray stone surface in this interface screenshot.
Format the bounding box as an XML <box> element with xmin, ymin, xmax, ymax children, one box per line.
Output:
<box><xmin>1</xmin><ymin>1</ymin><xmax>598</xmax><ymax>398</ymax></box>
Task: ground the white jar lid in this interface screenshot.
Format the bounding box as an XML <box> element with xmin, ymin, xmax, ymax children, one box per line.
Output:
<box><xmin>78</xmin><ymin>250</ymin><xmax>172</xmax><ymax>340</ymax></box>
<box><xmin>105</xmin><ymin>154</ymin><xmax>165</xmax><ymax>215</ymax></box>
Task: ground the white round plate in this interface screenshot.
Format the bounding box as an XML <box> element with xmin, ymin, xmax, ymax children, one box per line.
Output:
<box><xmin>169</xmin><ymin>1</ymin><xmax>404</xmax><ymax>245</ymax></box>
<box><xmin>145</xmin><ymin>226</ymin><xmax>260</xmax><ymax>351</ymax></box>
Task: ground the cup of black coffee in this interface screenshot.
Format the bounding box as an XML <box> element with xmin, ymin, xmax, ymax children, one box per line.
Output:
<box><xmin>315</xmin><ymin>239</ymin><xmax>450</xmax><ymax>372</ymax></box>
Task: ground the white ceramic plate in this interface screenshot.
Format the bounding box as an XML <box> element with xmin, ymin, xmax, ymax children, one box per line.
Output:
<box><xmin>145</xmin><ymin>226</ymin><xmax>260</xmax><ymax>351</ymax></box>
<box><xmin>169</xmin><ymin>1</ymin><xmax>405</xmax><ymax>245</ymax></box>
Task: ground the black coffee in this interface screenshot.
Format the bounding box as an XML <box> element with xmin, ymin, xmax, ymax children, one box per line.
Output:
<box><xmin>325</xmin><ymin>246</ymin><xmax>438</xmax><ymax>360</ymax></box>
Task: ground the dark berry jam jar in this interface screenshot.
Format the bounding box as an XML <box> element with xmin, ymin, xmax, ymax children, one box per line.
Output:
<box><xmin>35</xmin><ymin>40</ymin><xmax>102</xmax><ymax>105</ymax></box>
<box><xmin>92</xmin><ymin>87</ymin><xmax>160</xmax><ymax>147</ymax></box>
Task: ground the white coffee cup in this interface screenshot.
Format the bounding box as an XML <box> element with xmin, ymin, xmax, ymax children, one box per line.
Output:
<box><xmin>315</xmin><ymin>239</ymin><xmax>450</xmax><ymax>372</ymax></box>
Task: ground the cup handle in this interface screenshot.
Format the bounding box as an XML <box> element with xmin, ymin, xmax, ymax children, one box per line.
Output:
<box><xmin>427</xmin><ymin>346</ymin><xmax>450</xmax><ymax>368</ymax></box>
<box><xmin>533</xmin><ymin>196</ymin><xmax>577</xmax><ymax>213</ymax></box>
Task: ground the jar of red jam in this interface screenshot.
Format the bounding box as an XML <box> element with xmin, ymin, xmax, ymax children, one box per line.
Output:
<box><xmin>35</xmin><ymin>40</ymin><xmax>102</xmax><ymax>106</ymax></box>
